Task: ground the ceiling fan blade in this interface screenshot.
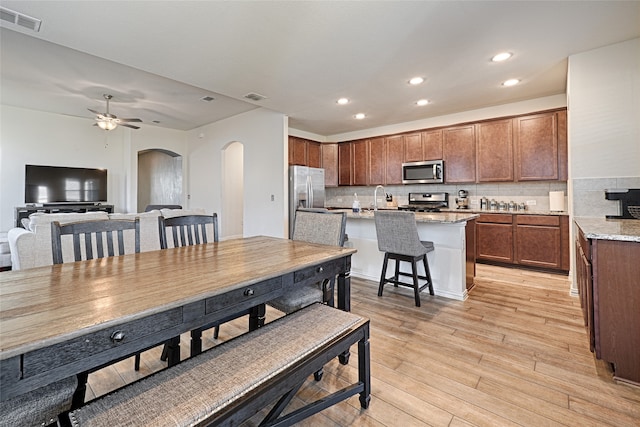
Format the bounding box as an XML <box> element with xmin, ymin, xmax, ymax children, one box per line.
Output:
<box><xmin>117</xmin><ymin>118</ymin><xmax>142</xmax><ymax>123</ymax></box>
<box><xmin>120</xmin><ymin>123</ymin><xmax>140</xmax><ymax>130</ymax></box>
<box><xmin>88</xmin><ymin>108</ymin><xmax>101</xmax><ymax>115</ymax></box>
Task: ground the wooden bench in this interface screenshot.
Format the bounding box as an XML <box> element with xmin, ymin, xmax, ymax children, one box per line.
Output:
<box><xmin>59</xmin><ymin>303</ymin><xmax>370</xmax><ymax>426</ymax></box>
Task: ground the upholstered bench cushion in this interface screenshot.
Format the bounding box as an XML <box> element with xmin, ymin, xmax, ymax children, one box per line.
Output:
<box><xmin>68</xmin><ymin>304</ymin><xmax>364</xmax><ymax>427</ymax></box>
<box><xmin>0</xmin><ymin>376</ymin><xmax>77</xmax><ymax>427</ymax></box>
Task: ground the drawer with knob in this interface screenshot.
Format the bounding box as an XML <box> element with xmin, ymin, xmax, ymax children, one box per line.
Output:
<box><xmin>293</xmin><ymin>259</ymin><xmax>345</xmax><ymax>286</ymax></box>
<box><xmin>21</xmin><ymin>308</ymin><xmax>183</xmax><ymax>378</ymax></box>
<box><xmin>205</xmin><ymin>277</ymin><xmax>282</xmax><ymax>315</ymax></box>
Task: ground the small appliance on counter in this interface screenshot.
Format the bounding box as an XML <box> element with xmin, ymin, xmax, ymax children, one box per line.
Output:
<box><xmin>455</xmin><ymin>190</ymin><xmax>469</xmax><ymax>209</ymax></box>
<box><xmin>398</xmin><ymin>192</ymin><xmax>448</xmax><ymax>212</ymax></box>
<box><xmin>605</xmin><ymin>188</ymin><xmax>640</xmax><ymax>219</ymax></box>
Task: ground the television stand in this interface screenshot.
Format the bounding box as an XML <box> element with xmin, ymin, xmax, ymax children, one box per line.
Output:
<box><xmin>15</xmin><ymin>204</ymin><xmax>114</xmax><ymax>228</ymax></box>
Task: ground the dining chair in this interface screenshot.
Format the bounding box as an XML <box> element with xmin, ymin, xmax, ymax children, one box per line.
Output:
<box><xmin>373</xmin><ymin>210</ymin><xmax>434</xmax><ymax>307</ymax></box>
<box><xmin>50</xmin><ymin>218</ymin><xmax>141</xmax><ymax>407</ymax></box>
<box><xmin>135</xmin><ymin>213</ymin><xmax>231</xmax><ymax>370</ymax></box>
<box><xmin>268</xmin><ymin>210</ymin><xmax>347</xmax><ymax>313</ymax></box>
<box><xmin>51</xmin><ymin>218</ymin><xmax>141</xmax><ymax>264</ymax></box>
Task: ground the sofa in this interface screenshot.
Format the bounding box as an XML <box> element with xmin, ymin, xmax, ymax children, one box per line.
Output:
<box><xmin>7</xmin><ymin>208</ymin><xmax>207</xmax><ymax>270</ymax></box>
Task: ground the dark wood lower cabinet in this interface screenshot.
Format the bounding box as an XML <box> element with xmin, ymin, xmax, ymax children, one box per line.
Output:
<box><xmin>476</xmin><ymin>213</ymin><xmax>568</xmax><ymax>273</ymax></box>
<box><xmin>576</xmin><ymin>226</ymin><xmax>640</xmax><ymax>386</ymax></box>
<box><xmin>476</xmin><ymin>215</ymin><xmax>513</xmax><ymax>263</ymax></box>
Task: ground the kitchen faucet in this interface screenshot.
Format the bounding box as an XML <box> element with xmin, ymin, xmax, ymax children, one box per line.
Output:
<box><xmin>374</xmin><ymin>185</ymin><xmax>385</xmax><ymax>211</ymax></box>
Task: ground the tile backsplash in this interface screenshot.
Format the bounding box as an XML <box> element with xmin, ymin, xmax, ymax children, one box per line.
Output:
<box><xmin>326</xmin><ymin>182</ymin><xmax>568</xmax><ymax>213</ymax></box>
<box><xmin>572</xmin><ymin>177</ymin><xmax>640</xmax><ymax>218</ymax></box>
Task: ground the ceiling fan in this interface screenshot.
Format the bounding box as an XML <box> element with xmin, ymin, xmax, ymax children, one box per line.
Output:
<box><xmin>88</xmin><ymin>94</ymin><xmax>142</xmax><ymax>130</ymax></box>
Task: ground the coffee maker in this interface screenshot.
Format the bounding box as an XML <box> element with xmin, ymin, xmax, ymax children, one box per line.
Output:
<box><xmin>455</xmin><ymin>190</ymin><xmax>469</xmax><ymax>209</ymax></box>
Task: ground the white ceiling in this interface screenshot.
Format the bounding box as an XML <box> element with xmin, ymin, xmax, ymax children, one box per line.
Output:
<box><xmin>1</xmin><ymin>1</ymin><xmax>639</xmax><ymax>137</ymax></box>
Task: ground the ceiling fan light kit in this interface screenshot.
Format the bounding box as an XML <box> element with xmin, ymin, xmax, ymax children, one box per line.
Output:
<box><xmin>89</xmin><ymin>94</ymin><xmax>142</xmax><ymax>131</ymax></box>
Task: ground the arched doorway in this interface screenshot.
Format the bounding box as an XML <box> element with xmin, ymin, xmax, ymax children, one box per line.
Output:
<box><xmin>137</xmin><ymin>149</ymin><xmax>182</xmax><ymax>212</ymax></box>
<box><xmin>221</xmin><ymin>141</ymin><xmax>244</xmax><ymax>239</ymax></box>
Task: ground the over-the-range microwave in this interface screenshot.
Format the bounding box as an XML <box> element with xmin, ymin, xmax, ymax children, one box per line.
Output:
<box><xmin>402</xmin><ymin>160</ymin><xmax>444</xmax><ymax>184</ymax></box>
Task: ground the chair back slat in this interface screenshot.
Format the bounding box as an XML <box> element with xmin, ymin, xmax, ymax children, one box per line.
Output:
<box><xmin>160</xmin><ymin>214</ymin><xmax>218</xmax><ymax>249</ymax></box>
<box><xmin>51</xmin><ymin>219</ymin><xmax>141</xmax><ymax>264</ymax></box>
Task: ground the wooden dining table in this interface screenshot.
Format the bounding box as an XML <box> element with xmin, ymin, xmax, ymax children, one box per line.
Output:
<box><xmin>0</xmin><ymin>236</ymin><xmax>356</xmax><ymax>403</ymax></box>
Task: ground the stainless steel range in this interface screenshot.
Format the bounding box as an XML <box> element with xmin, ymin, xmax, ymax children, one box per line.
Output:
<box><xmin>398</xmin><ymin>192</ymin><xmax>449</xmax><ymax>212</ymax></box>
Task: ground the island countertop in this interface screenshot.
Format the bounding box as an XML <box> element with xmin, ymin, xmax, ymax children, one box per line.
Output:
<box><xmin>574</xmin><ymin>217</ymin><xmax>640</xmax><ymax>242</ymax></box>
<box><xmin>329</xmin><ymin>209</ymin><xmax>479</xmax><ymax>224</ymax></box>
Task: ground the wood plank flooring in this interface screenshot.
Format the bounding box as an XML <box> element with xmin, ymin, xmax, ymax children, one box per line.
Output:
<box><xmin>85</xmin><ymin>265</ymin><xmax>640</xmax><ymax>426</ymax></box>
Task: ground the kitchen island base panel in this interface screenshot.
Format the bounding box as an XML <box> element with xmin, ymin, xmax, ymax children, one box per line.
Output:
<box><xmin>346</xmin><ymin>218</ymin><xmax>472</xmax><ymax>301</ymax></box>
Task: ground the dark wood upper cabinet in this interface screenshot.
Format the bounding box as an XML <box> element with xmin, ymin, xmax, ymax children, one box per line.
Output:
<box><xmin>329</xmin><ymin>107</ymin><xmax>566</xmax><ymax>186</ymax></box>
<box><xmin>443</xmin><ymin>125</ymin><xmax>476</xmax><ymax>183</ymax></box>
<box><xmin>368</xmin><ymin>137</ymin><xmax>386</xmax><ymax>185</ymax></box>
<box><xmin>289</xmin><ymin>136</ymin><xmax>307</xmax><ymax>166</ymax></box>
<box><xmin>385</xmin><ymin>135</ymin><xmax>404</xmax><ymax>185</ymax></box>
<box><xmin>557</xmin><ymin>110</ymin><xmax>568</xmax><ymax>181</ymax></box>
<box><xmin>321</xmin><ymin>143</ymin><xmax>339</xmax><ymax>187</ymax></box>
<box><xmin>403</xmin><ymin>133</ymin><xmax>423</xmax><ymax>162</ymax></box>
<box><xmin>514</xmin><ymin>112</ymin><xmax>558</xmax><ymax>181</ymax></box>
<box><xmin>307</xmin><ymin>141</ymin><xmax>321</xmax><ymax>168</ymax></box>
<box><xmin>352</xmin><ymin>139</ymin><xmax>369</xmax><ymax>186</ymax></box>
<box><xmin>422</xmin><ymin>129</ymin><xmax>443</xmax><ymax>160</ymax></box>
<box><xmin>338</xmin><ymin>142</ymin><xmax>352</xmax><ymax>186</ymax></box>
<box><xmin>476</xmin><ymin>119</ymin><xmax>513</xmax><ymax>182</ymax></box>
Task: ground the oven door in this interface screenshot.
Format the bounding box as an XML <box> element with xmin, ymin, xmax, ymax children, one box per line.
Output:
<box><xmin>402</xmin><ymin>160</ymin><xmax>443</xmax><ymax>184</ymax></box>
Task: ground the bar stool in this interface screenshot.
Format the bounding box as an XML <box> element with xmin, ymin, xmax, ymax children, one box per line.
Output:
<box><xmin>373</xmin><ymin>211</ymin><xmax>434</xmax><ymax>307</ymax></box>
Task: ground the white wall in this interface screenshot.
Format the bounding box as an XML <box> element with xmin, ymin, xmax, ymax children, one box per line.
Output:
<box><xmin>568</xmin><ymin>38</ymin><xmax>640</xmax><ymax>180</ymax></box>
<box><xmin>186</xmin><ymin>109</ymin><xmax>289</xmax><ymax>239</ymax></box>
<box><xmin>0</xmin><ymin>105</ymin><xmax>186</xmax><ymax>231</ymax></box>
<box><xmin>567</xmin><ymin>38</ymin><xmax>640</xmax><ymax>219</ymax></box>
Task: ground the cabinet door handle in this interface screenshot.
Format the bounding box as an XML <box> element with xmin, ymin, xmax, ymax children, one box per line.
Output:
<box><xmin>244</xmin><ymin>289</ymin><xmax>255</xmax><ymax>296</ymax></box>
<box><xmin>110</xmin><ymin>331</ymin><xmax>125</xmax><ymax>342</ymax></box>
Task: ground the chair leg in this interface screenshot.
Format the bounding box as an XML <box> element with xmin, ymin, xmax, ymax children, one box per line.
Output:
<box><xmin>378</xmin><ymin>253</ymin><xmax>389</xmax><ymax>296</ymax></box>
<box><xmin>134</xmin><ymin>353</ymin><xmax>141</xmax><ymax>371</ymax></box>
<box><xmin>393</xmin><ymin>258</ymin><xmax>400</xmax><ymax>287</ymax></box>
<box><xmin>423</xmin><ymin>254</ymin><xmax>434</xmax><ymax>295</ymax></box>
<box><xmin>411</xmin><ymin>258</ymin><xmax>421</xmax><ymax>307</ymax></box>
<box><xmin>213</xmin><ymin>325</ymin><xmax>220</xmax><ymax>340</ymax></box>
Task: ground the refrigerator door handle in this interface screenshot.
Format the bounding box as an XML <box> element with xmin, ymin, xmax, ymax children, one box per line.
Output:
<box><xmin>306</xmin><ymin>175</ymin><xmax>313</xmax><ymax>208</ymax></box>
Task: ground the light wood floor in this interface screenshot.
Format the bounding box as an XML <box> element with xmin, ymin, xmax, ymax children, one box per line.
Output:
<box><xmin>86</xmin><ymin>265</ymin><xmax>640</xmax><ymax>426</ymax></box>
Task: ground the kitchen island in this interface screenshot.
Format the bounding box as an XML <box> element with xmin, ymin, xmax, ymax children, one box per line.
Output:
<box><xmin>335</xmin><ymin>209</ymin><xmax>479</xmax><ymax>301</ymax></box>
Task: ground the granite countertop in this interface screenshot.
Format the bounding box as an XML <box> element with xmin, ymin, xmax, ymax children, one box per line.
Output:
<box><xmin>331</xmin><ymin>208</ymin><xmax>478</xmax><ymax>224</ymax></box>
<box><xmin>328</xmin><ymin>206</ymin><xmax>567</xmax><ymax>216</ymax></box>
<box><xmin>574</xmin><ymin>217</ymin><xmax>640</xmax><ymax>243</ymax></box>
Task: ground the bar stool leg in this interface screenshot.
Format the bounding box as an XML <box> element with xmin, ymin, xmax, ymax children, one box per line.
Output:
<box><xmin>393</xmin><ymin>258</ymin><xmax>401</xmax><ymax>287</ymax></box>
<box><xmin>411</xmin><ymin>258</ymin><xmax>421</xmax><ymax>307</ymax></box>
<box><xmin>422</xmin><ymin>254</ymin><xmax>434</xmax><ymax>295</ymax></box>
<box><xmin>378</xmin><ymin>253</ymin><xmax>389</xmax><ymax>296</ymax></box>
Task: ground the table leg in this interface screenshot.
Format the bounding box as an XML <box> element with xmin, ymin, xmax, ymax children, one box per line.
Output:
<box><xmin>249</xmin><ymin>303</ymin><xmax>266</xmax><ymax>331</ymax></box>
<box><xmin>190</xmin><ymin>328</ymin><xmax>203</xmax><ymax>357</ymax></box>
<box><xmin>337</xmin><ymin>259</ymin><xmax>352</xmax><ymax>363</ymax></box>
<box><xmin>166</xmin><ymin>336</ymin><xmax>181</xmax><ymax>367</ymax></box>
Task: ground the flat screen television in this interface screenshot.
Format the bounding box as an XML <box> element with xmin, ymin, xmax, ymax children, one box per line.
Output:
<box><xmin>25</xmin><ymin>164</ymin><xmax>107</xmax><ymax>204</ymax></box>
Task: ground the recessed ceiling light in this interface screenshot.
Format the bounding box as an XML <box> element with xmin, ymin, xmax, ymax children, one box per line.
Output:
<box><xmin>492</xmin><ymin>52</ymin><xmax>512</xmax><ymax>62</ymax></box>
<box><xmin>354</xmin><ymin>113</ymin><xmax>366</xmax><ymax>120</ymax></box>
<box><xmin>416</xmin><ymin>99</ymin><xmax>430</xmax><ymax>106</ymax></box>
<box><xmin>337</xmin><ymin>98</ymin><xmax>350</xmax><ymax>105</ymax></box>
<box><xmin>502</xmin><ymin>79</ymin><xmax>520</xmax><ymax>87</ymax></box>
<box><xmin>409</xmin><ymin>77</ymin><xmax>424</xmax><ymax>85</ymax></box>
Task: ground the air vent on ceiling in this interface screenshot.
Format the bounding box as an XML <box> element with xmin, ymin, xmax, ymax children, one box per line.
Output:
<box><xmin>0</xmin><ymin>7</ymin><xmax>41</xmax><ymax>32</ymax></box>
<box><xmin>200</xmin><ymin>96</ymin><xmax>215</xmax><ymax>102</ymax></box>
<box><xmin>244</xmin><ymin>92</ymin><xmax>267</xmax><ymax>102</ymax></box>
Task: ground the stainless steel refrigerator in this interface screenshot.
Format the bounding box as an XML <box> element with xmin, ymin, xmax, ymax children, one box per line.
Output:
<box><xmin>289</xmin><ymin>166</ymin><xmax>325</xmax><ymax>237</ymax></box>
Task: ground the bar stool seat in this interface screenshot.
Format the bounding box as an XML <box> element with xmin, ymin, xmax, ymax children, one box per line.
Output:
<box><xmin>373</xmin><ymin>211</ymin><xmax>434</xmax><ymax>307</ymax></box>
